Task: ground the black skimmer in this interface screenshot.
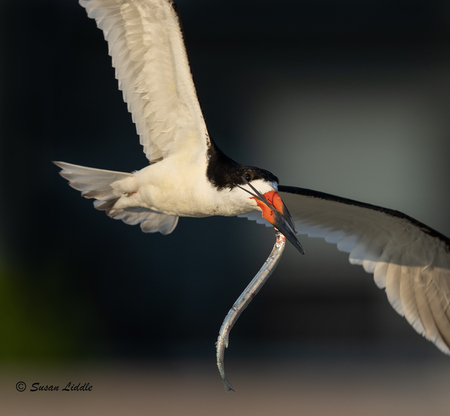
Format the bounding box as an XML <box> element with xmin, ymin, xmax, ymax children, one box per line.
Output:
<box><xmin>55</xmin><ymin>0</ymin><xmax>450</xmax><ymax>391</ymax></box>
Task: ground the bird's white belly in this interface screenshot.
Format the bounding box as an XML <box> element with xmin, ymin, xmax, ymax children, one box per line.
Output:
<box><xmin>142</xmin><ymin>182</ymin><xmax>258</xmax><ymax>218</ymax></box>
<box><xmin>118</xmin><ymin>157</ymin><xmax>260</xmax><ymax>218</ymax></box>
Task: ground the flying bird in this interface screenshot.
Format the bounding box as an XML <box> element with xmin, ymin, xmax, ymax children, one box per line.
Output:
<box><xmin>55</xmin><ymin>0</ymin><xmax>450</xmax><ymax>391</ymax></box>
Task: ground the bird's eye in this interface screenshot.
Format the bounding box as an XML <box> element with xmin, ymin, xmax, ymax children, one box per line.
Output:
<box><xmin>244</xmin><ymin>174</ymin><xmax>251</xmax><ymax>182</ymax></box>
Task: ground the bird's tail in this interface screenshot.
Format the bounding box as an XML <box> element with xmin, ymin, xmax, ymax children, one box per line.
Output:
<box><xmin>54</xmin><ymin>161</ymin><xmax>179</xmax><ymax>235</ymax></box>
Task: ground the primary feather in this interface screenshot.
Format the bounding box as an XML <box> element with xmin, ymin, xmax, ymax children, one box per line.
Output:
<box><xmin>79</xmin><ymin>0</ymin><xmax>209</xmax><ymax>162</ymax></box>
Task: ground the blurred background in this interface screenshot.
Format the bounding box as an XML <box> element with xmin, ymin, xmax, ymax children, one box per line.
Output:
<box><xmin>1</xmin><ymin>0</ymin><xmax>450</xmax><ymax>414</ymax></box>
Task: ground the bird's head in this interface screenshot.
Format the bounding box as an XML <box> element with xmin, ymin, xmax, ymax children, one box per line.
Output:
<box><xmin>233</xmin><ymin>169</ymin><xmax>305</xmax><ymax>255</ymax></box>
<box><xmin>206</xmin><ymin>140</ymin><xmax>304</xmax><ymax>253</ymax></box>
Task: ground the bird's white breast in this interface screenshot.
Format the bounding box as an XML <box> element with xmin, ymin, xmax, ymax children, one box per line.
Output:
<box><xmin>112</xmin><ymin>155</ymin><xmax>272</xmax><ymax>218</ymax></box>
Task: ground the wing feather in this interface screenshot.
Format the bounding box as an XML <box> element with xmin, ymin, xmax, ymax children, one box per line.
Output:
<box><xmin>79</xmin><ymin>0</ymin><xmax>209</xmax><ymax>162</ymax></box>
<box><xmin>384</xmin><ymin>249</ymin><xmax>404</xmax><ymax>316</ymax></box>
<box><xmin>241</xmin><ymin>185</ymin><xmax>450</xmax><ymax>354</ymax></box>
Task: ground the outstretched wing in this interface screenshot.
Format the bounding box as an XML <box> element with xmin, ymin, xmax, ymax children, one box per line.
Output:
<box><xmin>79</xmin><ymin>0</ymin><xmax>209</xmax><ymax>162</ymax></box>
<box><xmin>241</xmin><ymin>185</ymin><xmax>450</xmax><ymax>354</ymax></box>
